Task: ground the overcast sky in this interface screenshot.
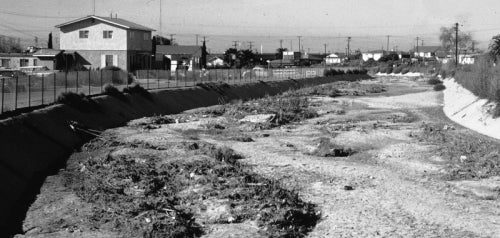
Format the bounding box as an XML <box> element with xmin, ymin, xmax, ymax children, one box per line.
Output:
<box><xmin>2</xmin><ymin>0</ymin><xmax>500</xmax><ymax>53</ymax></box>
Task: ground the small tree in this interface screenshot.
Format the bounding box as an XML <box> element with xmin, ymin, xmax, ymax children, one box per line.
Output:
<box><xmin>439</xmin><ymin>25</ymin><xmax>477</xmax><ymax>53</ymax></box>
<box><xmin>489</xmin><ymin>35</ymin><xmax>500</xmax><ymax>62</ymax></box>
<box><xmin>223</xmin><ymin>48</ymin><xmax>238</xmax><ymax>67</ymax></box>
<box><xmin>276</xmin><ymin>47</ymin><xmax>288</xmax><ymax>59</ymax></box>
<box><xmin>48</xmin><ymin>32</ymin><xmax>53</xmax><ymax>49</ymax></box>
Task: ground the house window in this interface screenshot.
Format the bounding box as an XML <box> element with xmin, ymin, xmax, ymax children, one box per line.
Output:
<box><xmin>129</xmin><ymin>31</ymin><xmax>135</xmax><ymax>38</ymax></box>
<box><xmin>33</xmin><ymin>59</ymin><xmax>38</xmax><ymax>66</ymax></box>
<box><xmin>143</xmin><ymin>32</ymin><xmax>149</xmax><ymax>41</ymax></box>
<box><xmin>103</xmin><ymin>31</ymin><xmax>113</xmax><ymax>39</ymax></box>
<box><xmin>1</xmin><ymin>59</ymin><xmax>9</xmax><ymax>68</ymax></box>
<box><xmin>105</xmin><ymin>55</ymin><xmax>114</xmax><ymax>67</ymax></box>
<box><xmin>20</xmin><ymin>59</ymin><xmax>29</xmax><ymax>67</ymax></box>
<box><xmin>79</xmin><ymin>30</ymin><xmax>89</xmax><ymax>38</ymax></box>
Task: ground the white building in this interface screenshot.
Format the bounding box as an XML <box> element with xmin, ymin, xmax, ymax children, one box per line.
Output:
<box><xmin>362</xmin><ymin>50</ymin><xmax>385</xmax><ymax>61</ymax></box>
<box><xmin>325</xmin><ymin>53</ymin><xmax>346</xmax><ymax>64</ymax></box>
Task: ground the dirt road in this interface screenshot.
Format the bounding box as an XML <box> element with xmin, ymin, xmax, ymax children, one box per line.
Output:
<box><xmin>17</xmin><ymin>76</ymin><xmax>500</xmax><ymax>237</ymax></box>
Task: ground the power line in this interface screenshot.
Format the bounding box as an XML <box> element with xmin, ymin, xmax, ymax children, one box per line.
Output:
<box><xmin>0</xmin><ymin>10</ymin><xmax>81</xmax><ymax>19</ymax></box>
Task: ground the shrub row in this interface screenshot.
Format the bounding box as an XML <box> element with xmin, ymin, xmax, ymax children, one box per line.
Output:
<box><xmin>324</xmin><ymin>68</ymin><xmax>368</xmax><ymax>77</ymax></box>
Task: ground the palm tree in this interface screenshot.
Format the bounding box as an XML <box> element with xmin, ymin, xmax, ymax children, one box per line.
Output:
<box><xmin>489</xmin><ymin>35</ymin><xmax>500</xmax><ymax>62</ymax></box>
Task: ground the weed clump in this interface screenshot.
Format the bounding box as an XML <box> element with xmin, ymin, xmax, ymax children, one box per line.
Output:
<box><xmin>123</xmin><ymin>84</ymin><xmax>153</xmax><ymax>101</ymax></box>
<box><xmin>66</xmin><ymin>136</ymin><xmax>320</xmax><ymax>237</ymax></box>
<box><xmin>434</xmin><ymin>84</ymin><xmax>446</xmax><ymax>91</ymax></box>
<box><xmin>417</xmin><ymin>123</ymin><xmax>500</xmax><ymax>180</ymax></box>
<box><xmin>310</xmin><ymin>137</ymin><xmax>354</xmax><ymax>157</ymax></box>
<box><xmin>56</xmin><ymin>91</ymin><xmax>97</xmax><ymax>112</ymax></box>
<box><xmin>208</xmin><ymin>146</ymin><xmax>243</xmax><ymax>164</ymax></box>
<box><xmin>103</xmin><ymin>84</ymin><xmax>128</xmax><ymax>102</ymax></box>
<box><xmin>427</xmin><ymin>77</ymin><xmax>442</xmax><ymax>85</ymax></box>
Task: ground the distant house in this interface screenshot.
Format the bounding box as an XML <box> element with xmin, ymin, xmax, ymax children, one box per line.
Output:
<box><xmin>256</xmin><ymin>53</ymin><xmax>277</xmax><ymax>65</ymax></box>
<box><xmin>413</xmin><ymin>46</ymin><xmax>442</xmax><ymax>59</ymax></box>
<box><xmin>207</xmin><ymin>55</ymin><xmax>225</xmax><ymax>67</ymax></box>
<box><xmin>0</xmin><ymin>53</ymin><xmax>38</xmax><ymax>69</ymax></box>
<box><xmin>325</xmin><ymin>53</ymin><xmax>346</xmax><ymax>64</ymax></box>
<box><xmin>155</xmin><ymin>45</ymin><xmax>203</xmax><ymax>70</ymax></box>
<box><xmin>32</xmin><ymin>48</ymin><xmax>64</xmax><ymax>70</ymax></box>
<box><xmin>56</xmin><ymin>15</ymin><xmax>155</xmax><ymax>71</ymax></box>
<box><xmin>362</xmin><ymin>50</ymin><xmax>385</xmax><ymax>61</ymax></box>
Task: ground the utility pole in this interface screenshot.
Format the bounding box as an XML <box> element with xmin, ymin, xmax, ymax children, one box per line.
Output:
<box><xmin>455</xmin><ymin>22</ymin><xmax>459</xmax><ymax>67</ymax></box>
<box><xmin>280</xmin><ymin>39</ymin><xmax>283</xmax><ymax>67</ymax></box>
<box><xmin>92</xmin><ymin>0</ymin><xmax>95</xmax><ymax>15</ymax></box>
<box><xmin>347</xmin><ymin>37</ymin><xmax>351</xmax><ymax>58</ymax></box>
<box><xmin>298</xmin><ymin>36</ymin><xmax>302</xmax><ymax>53</ymax></box>
<box><xmin>415</xmin><ymin>37</ymin><xmax>420</xmax><ymax>57</ymax></box>
<box><xmin>169</xmin><ymin>34</ymin><xmax>175</xmax><ymax>44</ymax></box>
<box><xmin>159</xmin><ymin>0</ymin><xmax>162</xmax><ymax>36</ymax></box>
<box><xmin>247</xmin><ymin>41</ymin><xmax>254</xmax><ymax>51</ymax></box>
<box><xmin>386</xmin><ymin>35</ymin><xmax>390</xmax><ymax>52</ymax></box>
<box><xmin>232</xmin><ymin>40</ymin><xmax>239</xmax><ymax>49</ymax></box>
<box><xmin>323</xmin><ymin>43</ymin><xmax>327</xmax><ymax>56</ymax></box>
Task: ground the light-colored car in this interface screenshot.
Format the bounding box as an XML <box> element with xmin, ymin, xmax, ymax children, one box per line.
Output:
<box><xmin>19</xmin><ymin>66</ymin><xmax>54</xmax><ymax>77</ymax></box>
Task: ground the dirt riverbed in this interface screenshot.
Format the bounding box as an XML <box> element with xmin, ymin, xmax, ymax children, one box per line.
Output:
<box><xmin>15</xmin><ymin>76</ymin><xmax>500</xmax><ymax>237</ymax></box>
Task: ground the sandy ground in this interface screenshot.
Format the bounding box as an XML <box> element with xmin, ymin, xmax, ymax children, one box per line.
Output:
<box><xmin>17</xmin><ymin>76</ymin><xmax>500</xmax><ymax>237</ymax></box>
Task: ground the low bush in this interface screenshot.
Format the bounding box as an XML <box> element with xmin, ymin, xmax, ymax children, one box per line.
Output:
<box><xmin>393</xmin><ymin>66</ymin><xmax>403</xmax><ymax>74</ymax></box>
<box><xmin>324</xmin><ymin>69</ymin><xmax>345</xmax><ymax>77</ymax></box>
<box><xmin>385</xmin><ymin>67</ymin><xmax>393</xmax><ymax>74</ymax></box>
<box><xmin>427</xmin><ymin>77</ymin><xmax>442</xmax><ymax>85</ymax></box>
<box><xmin>433</xmin><ymin>84</ymin><xmax>446</xmax><ymax>91</ymax></box>
<box><xmin>56</xmin><ymin>91</ymin><xmax>97</xmax><ymax>112</ymax></box>
<box><xmin>401</xmin><ymin>68</ymin><xmax>410</xmax><ymax>74</ymax></box>
<box><xmin>103</xmin><ymin>84</ymin><xmax>128</xmax><ymax>102</ymax></box>
<box><xmin>123</xmin><ymin>84</ymin><xmax>153</xmax><ymax>101</ymax></box>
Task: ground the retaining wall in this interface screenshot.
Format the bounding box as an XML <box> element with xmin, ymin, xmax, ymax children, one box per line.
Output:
<box><xmin>0</xmin><ymin>74</ymin><xmax>370</xmax><ymax>234</ymax></box>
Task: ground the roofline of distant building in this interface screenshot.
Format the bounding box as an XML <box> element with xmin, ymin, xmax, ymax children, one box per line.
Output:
<box><xmin>55</xmin><ymin>15</ymin><xmax>155</xmax><ymax>31</ymax></box>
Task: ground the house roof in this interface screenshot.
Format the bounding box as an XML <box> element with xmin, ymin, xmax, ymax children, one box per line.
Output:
<box><xmin>363</xmin><ymin>50</ymin><xmax>385</xmax><ymax>54</ymax></box>
<box><xmin>208</xmin><ymin>56</ymin><xmax>223</xmax><ymax>62</ymax></box>
<box><xmin>156</xmin><ymin>45</ymin><xmax>202</xmax><ymax>57</ymax></box>
<box><xmin>414</xmin><ymin>46</ymin><xmax>441</xmax><ymax>53</ymax></box>
<box><xmin>327</xmin><ymin>53</ymin><xmax>347</xmax><ymax>58</ymax></box>
<box><xmin>0</xmin><ymin>53</ymin><xmax>34</xmax><ymax>57</ymax></box>
<box><xmin>33</xmin><ymin>48</ymin><xmax>62</xmax><ymax>57</ymax></box>
<box><xmin>55</xmin><ymin>15</ymin><xmax>155</xmax><ymax>31</ymax></box>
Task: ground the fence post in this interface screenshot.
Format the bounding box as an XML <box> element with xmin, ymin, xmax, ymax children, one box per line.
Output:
<box><xmin>41</xmin><ymin>74</ymin><xmax>44</xmax><ymax>105</ymax></box>
<box><xmin>146</xmin><ymin>69</ymin><xmax>149</xmax><ymax>89</ymax></box>
<box><xmin>192</xmin><ymin>69</ymin><xmax>196</xmax><ymax>86</ymax></box>
<box><xmin>76</xmin><ymin>71</ymin><xmax>79</xmax><ymax>93</ymax></box>
<box><xmin>157</xmin><ymin>69</ymin><xmax>159</xmax><ymax>89</ymax></box>
<box><xmin>175</xmin><ymin>70</ymin><xmax>179</xmax><ymax>87</ymax></box>
<box><xmin>14</xmin><ymin>75</ymin><xmax>18</xmax><ymax>110</ymax></box>
<box><xmin>28</xmin><ymin>75</ymin><xmax>31</xmax><ymax>107</ymax></box>
<box><xmin>88</xmin><ymin>70</ymin><xmax>91</xmax><ymax>95</ymax></box>
<box><xmin>167</xmin><ymin>70</ymin><xmax>170</xmax><ymax>88</ymax></box>
<box><xmin>100</xmin><ymin>70</ymin><xmax>103</xmax><ymax>93</ymax></box>
<box><xmin>54</xmin><ymin>73</ymin><xmax>56</xmax><ymax>103</ymax></box>
<box><xmin>65</xmin><ymin>71</ymin><xmax>68</xmax><ymax>92</ymax></box>
<box><xmin>126</xmin><ymin>70</ymin><xmax>129</xmax><ymax>88</ymax></box>
<box><xmin>184</xmin><ymin>70</ymin><xmax>187</xmax><ymax>87</ymax></box>
<box><xmin>1</xmin><ymin>78</ymin><xmax>4</xmax><ymax>113</ymax></box>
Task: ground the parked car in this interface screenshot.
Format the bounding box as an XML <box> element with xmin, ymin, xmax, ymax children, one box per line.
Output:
<box><xmin>18</xmin><ymin>66</ymin><xmax>54</xmax><ymax>76</ymax></box>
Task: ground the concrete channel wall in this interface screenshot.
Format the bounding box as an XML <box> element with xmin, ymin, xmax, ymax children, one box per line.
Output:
<box><xmin>0</xmin><ymin>74</ymin><xmax>370</xmax><ymax>232</ymax></box>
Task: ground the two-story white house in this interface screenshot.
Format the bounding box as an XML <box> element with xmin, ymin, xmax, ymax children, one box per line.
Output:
<box><xmin>56</xmin><ymin>15</ymin><xmax>154</xmax><ymax>71</ymax></box>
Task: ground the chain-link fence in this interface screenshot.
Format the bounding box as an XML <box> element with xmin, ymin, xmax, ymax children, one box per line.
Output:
<box><xmin>0</xmin><ymin>67</ymin><xmax>331</xmax><ymax>114</ymax></box>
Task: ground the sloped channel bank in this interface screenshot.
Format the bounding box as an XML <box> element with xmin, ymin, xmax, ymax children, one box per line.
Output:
<box><xmin>0</xmin><ymin>74</ymin><xmax>370</xmax><ymax>235</ymax></box>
